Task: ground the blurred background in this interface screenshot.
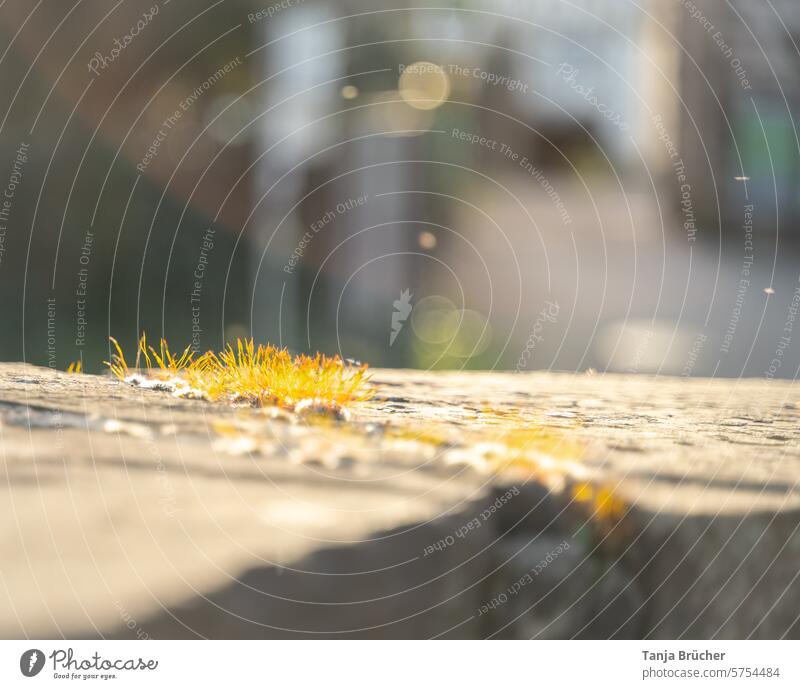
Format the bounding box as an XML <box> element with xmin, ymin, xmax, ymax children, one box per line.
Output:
<box><xmin>1</xmin><ymin>0</ymin><xmax>799</xmax><ymax>377</ymax></box>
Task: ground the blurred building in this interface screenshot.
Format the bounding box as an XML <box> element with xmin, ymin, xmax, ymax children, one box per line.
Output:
<box><xmin>245</xmin><ymin>0</ymin><xmax>800</xmax><ymax>372</ymax></box>
<box><xmin>251</xmin><ymin>1</ymin><xmax>446</xmax><ymax>364</ymax></box>
<box><xmin>3</xmin><ymin>0</ymin><xmax>800</xmax><ymax>374</ymax></box>
<box><xmin>676</xmin><ymin>0</ymin><xmax>800</xmax><ymax>232</ymax></box>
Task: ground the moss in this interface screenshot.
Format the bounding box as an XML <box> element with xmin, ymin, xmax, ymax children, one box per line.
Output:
<box><xmin>105</xmin><ymin>334</ymin><xmax>373</xmax><ymax>413</ymax></box>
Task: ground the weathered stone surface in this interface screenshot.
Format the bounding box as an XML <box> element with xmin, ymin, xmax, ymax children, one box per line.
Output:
<box><xmin>0</xmin><ymin>363</ymin><xmax>798</xmax><ymax>638</ymax></box>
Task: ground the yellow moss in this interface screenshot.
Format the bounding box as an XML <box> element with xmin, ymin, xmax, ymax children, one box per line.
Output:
<box><xmin>497</xmin><ymin>427</ymin><xmax>583</xmax><ymax>456</ymax></box>
<box><xmin>104</xmin><ymin>337</ymin><xmax>128</xmax><ymax>381</ymax></box>
<box><xmin>572</xmin><ymin>482</ymin><xmax>593</xmax><ymax>503</ymax></box>
<box><xmin>571</xmin><ymin>481</ymin><xmax>627</xmax><ymax>524</ymax></box>
<box><xmin>136</xmin><ymin>333</ymin><xmax>193</xmax><ymax>379</ymax></box>
<box><xmin>476</xmin><ymin>406</ymin><xmax>580</xmax><ymax>432</ymax></box>
<box><xmin>105</xmin><ymin>334</ymin><xmax>373</xmax><ymax>412</ymax></box>
<box><xmin>383</xmin><ymin>426</ymin><xmax>450</xmax><ymax>447</ymax></box>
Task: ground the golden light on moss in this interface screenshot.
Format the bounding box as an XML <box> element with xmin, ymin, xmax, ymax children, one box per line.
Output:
<box><xmin>105</xmin><ymin>334</ymin><xmax>373</xmax><ymax>413</ymax></box>
<box><xmin>398</xmin><ymin>62</ymin><xmax>450</xmax><ymax>110</ymax></box>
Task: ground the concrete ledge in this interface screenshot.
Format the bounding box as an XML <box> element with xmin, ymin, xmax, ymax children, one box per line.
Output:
<box><xmin>1</xmin><ymin>364</ymin><xmax>798</xmax><ymax>638</ymax></box>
